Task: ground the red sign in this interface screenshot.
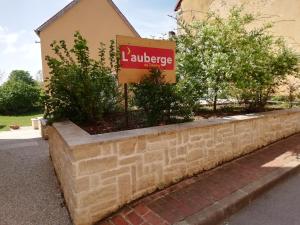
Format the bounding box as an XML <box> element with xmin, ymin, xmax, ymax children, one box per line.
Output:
<box><xmin>120</xmin><ymin>45</ymin><xmax>175</xmax><ymax>70</ymax></box>
<box><xmin>117</xmin><ymin>35</ymin><xmax>176</xmax><ymax>84</ymax></box>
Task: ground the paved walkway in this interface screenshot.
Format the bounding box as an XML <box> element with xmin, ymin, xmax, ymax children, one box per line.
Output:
<box><xmin>224</xmin><ymin>170</ymin><xmax>300</xmax><ymax>225</ymax></box>
<box><xmin>0</xmin><ymin>127</ymin><xmax>72</xmax><ymax>225</ymax></box>
<box><xmin>97</xmin><ymin>133</ymin><xmax>300</xmax><ymax>225</ymax></box>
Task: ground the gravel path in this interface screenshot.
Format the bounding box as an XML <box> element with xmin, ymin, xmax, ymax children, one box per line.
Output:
<box><xmin>0</xmin><ymin>128</ymin><xmax>72</xmax><ymax>225</ymax></box>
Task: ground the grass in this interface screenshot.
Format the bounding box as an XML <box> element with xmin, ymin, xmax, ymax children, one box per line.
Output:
<box><xmin>0</xmin><ymin>112</ymin><xmax>43</xmax><ymax>131</ymax></box>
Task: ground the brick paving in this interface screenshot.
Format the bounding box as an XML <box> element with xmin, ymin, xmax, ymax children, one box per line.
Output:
<box><xmin>96</xmin><ymin>133</ymin><xmax>300</xmax><ymax>225</ymax></box>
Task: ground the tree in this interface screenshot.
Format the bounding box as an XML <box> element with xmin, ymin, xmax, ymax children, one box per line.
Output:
<box><xmin>230</xmin><ymin>27</ymin><xmax>299</xmax><ymax>111</ymax></box>
<box><xmin>0</xmin><ymin>71</ymin><xmax>42</xmax><ymax>115</ymax></box>
<box><xmin>283</xmin><ymin>76</ymin><xmax>300</xmax><ymax>108</ymax></box>
<box><xmin>0</xmin><ymin>70</ymin><xmax>4</xmax><ymax>83</ymax></box>
<box><xmin>174</xmin><ymin>8</ymin><xmax>299</xmax><ymax>112</ymax></box>
<box><xmin>175</xmin><ymin>10</ymin><xmax>241</xmax><ymax>111</ymax></box>
<box><xmin>9</xmin><ymin>70</ymin><xmax>36</xmax><ymax>86</ymax></box>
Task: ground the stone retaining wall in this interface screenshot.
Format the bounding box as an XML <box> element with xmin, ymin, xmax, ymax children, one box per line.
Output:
<box><xmin>48</xmin><ymin>109</ymin><xmax>300</xmax><ymax>225</ymax></box>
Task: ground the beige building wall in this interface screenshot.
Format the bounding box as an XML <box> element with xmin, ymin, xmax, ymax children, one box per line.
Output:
<box><xmin>37</xmin><ymin>0</ymin><xmax>139</xmax><ymax>81</ymax></box>
<box><xmin>177</xmin><ymin>0</ymin><xmax>300</xmax><ymax>52</ymax></box>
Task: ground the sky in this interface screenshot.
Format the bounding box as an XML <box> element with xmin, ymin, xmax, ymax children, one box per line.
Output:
<box><xmin>0</xmin><ymin>0</ymin><xmax>177</xmax><ymax>82</ymax></box>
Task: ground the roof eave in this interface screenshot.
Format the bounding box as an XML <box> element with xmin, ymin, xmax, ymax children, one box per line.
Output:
<box><xmin>107</xmin><ymin>0</ymin><xmax>140</xmax><ymax>37</ymax></box>
<box><xmin>175</xmin><ymin>0</ymin><xmax>183</xmax><ymax>11</ymax></box>
<box><xmin>35</xmin><ymin>0</ymin><xmax>139</xmax><ymax>37</ymax></box>
<box><xmin>35</xmin><ymin>0</ymin><xmax>80</xmax><ymax>36</ymax></box>
<box><xmin>34</xmin><ymin>29</ymin><xmax>40</xmax><ymax>36</ymax></box>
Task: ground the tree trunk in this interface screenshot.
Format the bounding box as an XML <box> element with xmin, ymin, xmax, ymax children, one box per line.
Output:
<box><xmin>213</xmin><ymin>93</ymin><xmax>218</xmax><ymax>113</ymax></box>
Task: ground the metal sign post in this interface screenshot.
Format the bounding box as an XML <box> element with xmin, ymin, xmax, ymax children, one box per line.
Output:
<box><xmin>124</xmin><ymin>83</ymin><xmax>129</xmax><ymax>128</ymax></box>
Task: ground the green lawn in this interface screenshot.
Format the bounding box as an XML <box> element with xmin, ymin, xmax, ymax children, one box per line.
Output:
<box><xmin>0</xmin><ymin>112</ymin><xmax>43</xmax><ymax>131</ymax></box>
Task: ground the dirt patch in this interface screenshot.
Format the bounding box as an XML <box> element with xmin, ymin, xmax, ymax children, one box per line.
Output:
<box><xmin>79</xmin><ymin>106</ymin><xmax>285</xmax><ymax>135</ymax></box>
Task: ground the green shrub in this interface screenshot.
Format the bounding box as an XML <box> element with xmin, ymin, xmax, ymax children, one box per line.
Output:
<box><xmin>0</xmin><ymin>80</ymin><xmax>41</xmax><ymax>115</ymax></box>
<box><xmin>131</xmin><ymin>68</ymin><xmax>192</xmax><ymax>126</ymax></box>
<box><xmin>44</xmin><ymin>32</ymin><xmax>120</xmax><ymax>123</ymax></box>
<box><xmin>270</xmin><ymin>95</ymin><xmax>288</xmax><ymax>102</ymax></box>
<box><xmin>175</xmin><ymin>7</ymin><xmax>299</xmax><ymax>112</ymax></box>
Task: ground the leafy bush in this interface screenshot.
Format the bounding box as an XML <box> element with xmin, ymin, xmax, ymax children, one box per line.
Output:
<box><xmin>44</xmin><ymin>32</ymin><xmax>120</xmax><ymax>123</ymax></box>
<box><xmin>131</xmin><ymin>68</ymin><xmax>192</xmax><ymax>126</ymax></box>
<box><xmin>230</xmin><ymin>35</ymin><xmax>299</xmax><ymax>111</ymax></box>
<box><xmin>0</xmin><ymin>72</ymin><xmax>41</xmax><ymax>115</ymax></box>
<box><xmin>270</xmin><ymin>96</ymin><xmax>288</xmax><ymax>102</ymax></box>
<box><xmin>175</xmin><ymin>7</ymin><xmax>299</xmax><ymax>112</ymax></box>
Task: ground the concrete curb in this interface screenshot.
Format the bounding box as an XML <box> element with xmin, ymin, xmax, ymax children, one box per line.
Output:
<box><xmin>174</xmin><ymin>159</ymin><xmax>300</xmax><ymax>225</ymax></box>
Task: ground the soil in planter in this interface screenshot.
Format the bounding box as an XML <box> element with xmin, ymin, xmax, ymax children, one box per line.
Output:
<box><xmin>80</xmin><ymin>111</ymin><xmax>145</xmax><ymax>135</ymax></box>
<box><xmin>79</xmin><ymin>110</ymin><xmax>190</xmax><ymax>135</ymax></box>
<box><xmin>79</xmin><ymin>105</ymin><xmax>286</xmax><ymax>135</ymax></box>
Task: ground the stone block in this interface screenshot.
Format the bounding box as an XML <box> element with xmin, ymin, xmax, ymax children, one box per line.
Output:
<box><xmin>164</xmin><ymin>132</ymin><xmax>177</xmax><ymax>140</ymax></box>
<box><xmin>71</xmin><ymin>145</ymin><xmax>102</xmax><ymax>161</ymax></box>
<box><xmin>78</xmin><ymin>156</ymin><xmax>117</xmax><ymax>176</ymax></box>
<box><xmin>118</xmin><ymin>174</ymin><xmax>132</xmax><ymax>204</ymax></box>
<box><xmin>148</xmin><ymin>141</ymin><xmax>168</xmax><ymax>151</ymax></box>
<box><xmin>137</xmin><ymin>175</ymin><xmax>156</xmax><ymax>192</ymax></box>
<box><xmin>90</xmin><ymin>200</ymin><xmax>117</xmax><ymax>222</ymax></box>
<box><xmin>102</xmin><ymin>177</ymin><xmax>117</xmax><ymax>186</ymax></box>
<box><xmin>72</xmin><ymin>208</ymin><xmax>90</xmax><ymax>225</ymax></box>
<box><xmin>80</xmin><ymin>184</ymin><xmax>117</xmax><ymax>207</ymax></box>
<box><xmin>118</xmin><ymin>139</ymin><xmax>137</xmax><ymax>156</ymax></box>
<box><xmin>101</xmin><ymin>143</ymin><xmax>113</xmax><ymax>155</ymax></box>
<box><xmin>147</xmin><ymin>135</ymin><xmax>161</xmax><ymax>143</ymax></box>
<box><xmin>188</xmin><ymin>148</ymin><xmax>203</xmax><ymax>162</ymax></box>
<box><xmin>72</xmin><ymin>176</ymin><xmax>90</xmax><ymax>193</ymax></box>
<box><xmin>119</xmin><ymin>156</ymin><xmax>142</xmax><ymax>165</ymax></box>
<box><xmin>131</xmin><ymin>165</ymin><xmax>137</xmax><ymax>193</ymax></box>
<box><xmin>190</xmin><ymin>135</ymin><xmax>203</xmax><ymax>142</ymax></box>
<box><xmin>136</xmin><ymin>136</ymin><xmax>146</xmax><ymax>153</ymax></box>
<box><xmin>144</xmin><ymin>151</ymin><xmax>163</xmax><ymax>163</ymax></box>
<box><xmin>90</xmin><ymin>175</ymin><xmax>101</xmax><ymax>188</ymax></box>
<box><xmin>101</xmin><ymin>167</ymin><xmax>130</xmax><ymax>179</ymax></box>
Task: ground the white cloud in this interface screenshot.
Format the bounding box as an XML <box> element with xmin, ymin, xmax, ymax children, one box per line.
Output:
<box><xmin>0</xmin><ymin>26</ymin><xmax>24</xmax><ymax>54</ymax></box>
<box><xmin>0</xmin><ymin>26</ymin><xmax>41</xmax><ymax>81</ymax></box>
